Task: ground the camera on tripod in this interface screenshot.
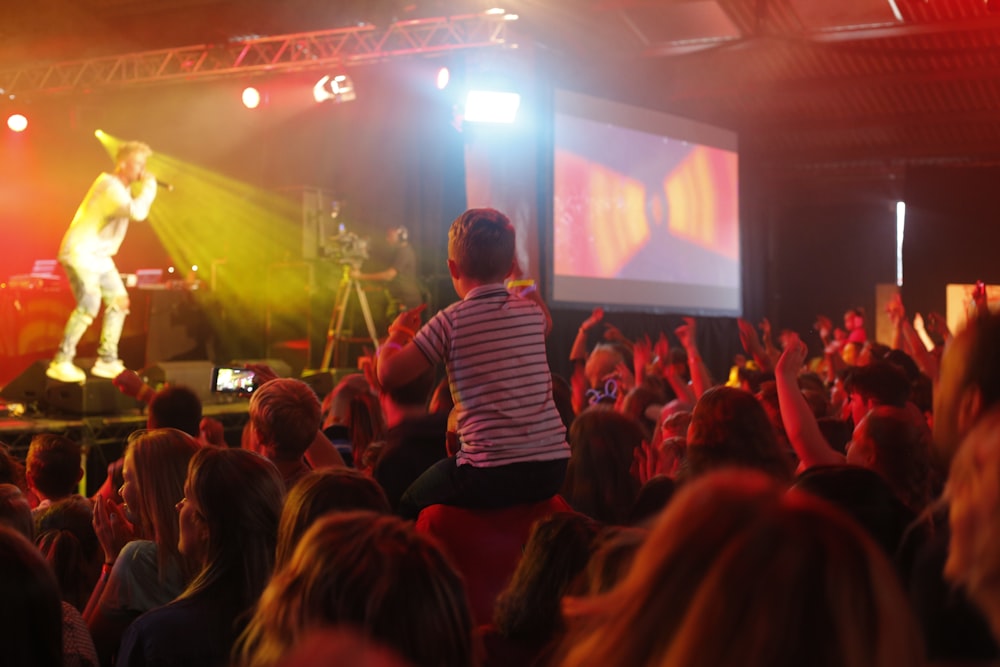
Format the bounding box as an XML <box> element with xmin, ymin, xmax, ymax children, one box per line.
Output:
<box><xmin>323</xmin><ymin>225</ymin><xmax>370</xmax><ymax>268</ymax></box>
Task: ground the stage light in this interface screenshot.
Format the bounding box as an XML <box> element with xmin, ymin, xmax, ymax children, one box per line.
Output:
<box><xmin>485</xmin><ymin>7</ymin><xmax>505</xmax><ymax>15</ymax></box>
<box><xmin>242</xmin><ymin>86</ymin><xmax>261</xmax><ymax>109</ymax></box>
<box><xmin>7</xmin><ymin>114</ymin><xmax>27</xmax><ymax>132</ymax></box>
<box><xmin>313</xmin><ymin>75</ymin><xmax>356</xmax><ymax>103</ymax></box>
<box><xmin>95</xmin><ymin>129</ymin><xmax>105</xmax><ymax>138</ymax></box>
<box><xmin>436</xmin><ymin>67</ymin><xmax>451</xmax><ymax>90</ymax></box>
<box><xmin>464</xmin><ymin>91</ymin><xmax>520</xmax><ymax>123</ymax></box>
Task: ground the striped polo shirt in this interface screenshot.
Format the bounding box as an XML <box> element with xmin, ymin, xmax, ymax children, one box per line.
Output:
<box><xmin>412</xmin><ymin>283</ymin><xmax>570</xmax><ymax>467</ymax></box>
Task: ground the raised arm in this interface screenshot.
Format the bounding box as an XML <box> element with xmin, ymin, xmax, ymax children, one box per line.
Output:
<box><xmin>737</xmin><ymin>318</ymin><xmax>773</xmax><ymax>372</ymax></box>
<box><xmin>676</xmin><ymin>317</ymin><xmax>713</xmax><ymax>400</ymax></box>
<box><xmin>775</xmin><ymin>338</ymin><xmax>845</xmax><ymax>470</ymax></box>
<box><xmin>377</xmin><ymin>305</ymin><xmax>432</xmax><ymax>390</ymax></box>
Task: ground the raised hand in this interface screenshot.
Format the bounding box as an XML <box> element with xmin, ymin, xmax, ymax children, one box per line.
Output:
<box><xmin>775</xmin><ymin>337</ymin><xmax>808</xmax><ymax>381</ymax></box>
<box><xmin>581</xmin><ymin>307</ymin><xmax>604</xmax><ymax>332</ymax></box>
<box><xmin>675</xmin><ymin>317</ymin><xmax>697</xmax><ymax>350</ymax></box>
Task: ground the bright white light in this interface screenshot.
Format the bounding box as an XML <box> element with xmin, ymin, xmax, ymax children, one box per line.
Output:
<box><xmin>314</xmin><ymin>75</ymin><xmax>356</xmax><ymax>103</ymax></box>
<box><xmin>7</xmin><ymin>114</ymin><xmax>27</xmax><ymax>132</ymax></box>
<box><xmin>436</xmin><ymin>67</ymin><xmax>451</xmax><ymax>90</ymax></box>
<box><xmin>464</xmin><ymin>91</ymin><xmax>520</xmax><ymax>123</ymax></box>
<box><xmin>485</xmin><ymin>7</ymin><xmax>505</xmax><ymax>15</ymax></box>
<box><xmin>896</xmin><ymin>200</ymin><xmax>906</xmax><ymax>287</ymax></box>
<box><xmin>886</xmin><ymin>0</ymin><xmax>904</xmax><ymax>23</ymax></box>
<box><xmin>242</xmin><ymin>87</ymin><xmax>261</xmax><ymax>109</ymax></box>
<box><xmin>191</xmin><ymin>265</ymin><xmax>199</xmax><ymax>272</ymax></box>
<box><xmin>504</xmin><ymin>13</ymin><xmax>519</xmax><ymax>21</ymax></box>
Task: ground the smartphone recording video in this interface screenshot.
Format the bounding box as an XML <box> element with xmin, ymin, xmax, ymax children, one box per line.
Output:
<box><xmin>211</xmin><ymin>367</ymin><xmax>258</xmax><ymax>395</ymax></box>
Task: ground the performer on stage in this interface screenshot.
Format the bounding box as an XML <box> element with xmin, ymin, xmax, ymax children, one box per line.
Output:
<box><xmin>46</xmin><ymin>141</ymin><xmax>158</xmax><ymax>383</ymax></box>
<box><xmin>351</xmin><ymin>226</ymin><xmax>423</xmax><ymax>318</ymax></box>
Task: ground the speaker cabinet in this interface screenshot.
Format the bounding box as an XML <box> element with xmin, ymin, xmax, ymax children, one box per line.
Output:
<box><xmin>46</xmin><ymin>378</ymin><xmax>139</xmax><ymax>416</ymax></box>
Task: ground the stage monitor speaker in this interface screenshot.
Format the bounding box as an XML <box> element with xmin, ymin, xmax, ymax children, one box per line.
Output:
<box><xmin>1</xmin><ymin>360</ymin><xmax>50</xmax><ymax>405</ymax></box>
<box><xmin>141</xmin><ymin>361</ymin><xmax>216</xmax><ymax>402</ymax></box>
<box><xmin>46</xmin><ymin>378</ymin><xmax>139</xmax><ymax>416</ymax></box>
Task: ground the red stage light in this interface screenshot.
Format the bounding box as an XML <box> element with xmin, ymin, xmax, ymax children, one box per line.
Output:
<box><xmin>7</xmin><ymin>114</ymin><xmax>27</xmax><ymax>132</ymax></box>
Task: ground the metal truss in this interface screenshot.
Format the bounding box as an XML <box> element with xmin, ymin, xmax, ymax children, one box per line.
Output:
<box><xmin>0</xmin><ymin>12</ymin><xmax>510</xmax><ymax>96</ymax></box>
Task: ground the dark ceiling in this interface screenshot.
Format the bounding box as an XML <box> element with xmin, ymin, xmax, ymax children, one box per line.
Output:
<box><xmin>5</xmin><ymin>0</ymin><xmax>1000</xmax><ymax>181</ymax></box>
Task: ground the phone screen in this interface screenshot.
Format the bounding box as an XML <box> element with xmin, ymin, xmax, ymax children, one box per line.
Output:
<box><xmin>212</xmin><ymin>367</ymin><xmax>257</xmax><ymax>394</ymax></box>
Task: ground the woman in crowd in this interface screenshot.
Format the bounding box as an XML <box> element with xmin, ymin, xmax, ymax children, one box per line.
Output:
<box><xmin>560</xmin><ymin>408</ymin><xmax>644</xmax><ymax>525</ymax></box>
<box><xmin>84</xmin><ymin>428</ymin><xmax>200</xmax><ymax>665</ymax></box>
<box><xmin>117</xmin><ymin>447</ymin><xmax>284</xmax><ymax>666</ymax></box>
<box><xmin>274</xmin><ymin>468</ymin><xmax>390</xmax><ymax>568</ymax></box>
<box><xmin>236</xmin><ymin>511</ymin><xmax>475</xmax><ymax>667</ymax></box>
<box><xmin>556</xmin><ymin>470</ymin><xmax>923</xmax><ymax>667</ymax></box>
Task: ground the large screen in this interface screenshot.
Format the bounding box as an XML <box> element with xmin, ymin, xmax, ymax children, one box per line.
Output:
<box><xmin>551</xmin><ymin>90</ymin><xmax>741</xmax><ymax>315</ymax></box>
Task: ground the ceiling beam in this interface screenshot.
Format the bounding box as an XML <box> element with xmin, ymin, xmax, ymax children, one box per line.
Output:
<box><xmin>0</xmin><ymin>13</ymin><xmax>509</xmax><ymax>96</ymax></box>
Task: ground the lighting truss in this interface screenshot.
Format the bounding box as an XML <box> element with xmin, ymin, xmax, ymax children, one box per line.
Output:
<box><xmin>0</xmin><ymin>12</ymin><xmax>510</xmax><ymax>96</ymax></box>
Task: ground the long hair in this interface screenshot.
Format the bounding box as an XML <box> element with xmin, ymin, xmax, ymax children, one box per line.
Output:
<box><xmin>35</xmin><ymin>495</ymin><xmax>100</xmax><ymax>610</ymax></box>
<box><xmin>0</xmin><ymin>525</ymin><xmax>63</xmax><ymax>667</ymax></box>
<box><xmin>180</xmin><ymin>448</ymin><xmax>283</xmax><ymax>622</ymax></box>
<box><xmin>681</xmin><ymin>386</ymin><xmax>793</xmax><ymax>483</ymax></box>
<box><xmin>493</xmin><ymin>512</ymin><xmax>600</xmax><ymax>642</ymax></box>
<box><xmin>556</xmin><ymin>471</ymin><xmax>784</xmax><ymax>667</ymax></box>
<box><xmin>126</xmin><ymin>428</ymin><xmax>200</xmax><ymax>577</ymax></box>
<box><xmin>556</xmin><ymin>471</ymin><xmax>924</xmax><ymax>667</ymax></box>
<box><xmin>275</xmin><ymin>469</ymin><xmax>390</xmax><ymax>568</ymax></box>
<box><xmin>236</xmin><ymin>511</ymin><xmax>475</xmax><ymax>667</ymax></box>
<box><xmin>561</xmin><ymin>407</ymin><xmax>644</xmax><ymax>525</ymax></box>
<box><xmin>660</xmin><ymin>492</ymin><xmax>923</xmax><ymax>667</ymax></box>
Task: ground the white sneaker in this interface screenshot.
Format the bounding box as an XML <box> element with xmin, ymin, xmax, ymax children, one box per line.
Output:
<box><xmin>46</xmin><ymin>360</ymin><xmax>86</xmax><ymax>383</ymax></box>
<box><xmin>91</xmin><ymin>358</ymin><xmax>126</xmax><ymax>379</ymax></box>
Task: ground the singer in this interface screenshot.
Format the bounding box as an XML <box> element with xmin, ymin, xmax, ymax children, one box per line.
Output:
<box><xmin>46</xmin><ymin>140</ymin><xmax>158</xmax><ymax>383</ymax></box>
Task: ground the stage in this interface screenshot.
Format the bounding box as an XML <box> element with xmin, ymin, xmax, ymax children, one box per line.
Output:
<box><xmin>0</xmin><ymin>398</ymin><xmax>252</xmax><ymax>496</ymax></box>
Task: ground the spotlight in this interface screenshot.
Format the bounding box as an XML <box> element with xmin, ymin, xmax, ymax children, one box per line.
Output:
<box><xmin>242</xmin><ymin>86</ymin><xmax>262</xmax><ymax>109</ymax></box>
<box><xmin>464</xmin><ymin>91</ymin><xmax>520</xmax><ymax>124</ymax></box>
<box><xmin>436</xmin><ymin>67</ymin><xmax>451</xmax><ymax>90</ymax></box>
<box><xmin>7</xmin><ymin>114</ymin><xmax>27</xmax><ymax>132</ymax></box>
<box><xmin>313</xmin><ymin>75</ymin><xmax>356</xmax><ymax>103</ymax></box>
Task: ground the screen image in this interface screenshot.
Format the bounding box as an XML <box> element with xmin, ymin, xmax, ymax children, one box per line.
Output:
<box><xmin>552</xmin><ymin>90</ymin><xmax>741</xmax><ymax>315</ymax></box>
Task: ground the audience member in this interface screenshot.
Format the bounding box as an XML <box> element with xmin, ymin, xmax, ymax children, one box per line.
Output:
<box><xmin>556</xmin><ymin>470</ymin><xmax>923</xmax><ymax>667</ymax></box>
<box><xmin>0</xmin><ymin>481</ymin><xmax>33</xmax><ymax>538</ymax></box>
<box><xmin>379</xmin><ymin>208</ymin><xmax>569</xmax><ymax>518</ymax></box>
<box><xmin>118</xmin><ymin>447</ymin><xmax>284</xmax><ymax>666</ymax></box>
<box><xmin>679</xmin><ymin>386</ymin><xmax>794</xmax><ymax>484</ymax></box>
<box><xmin>26</xmin><ymin>433</ymin><xmax>83</xmax><ymax>511</ymax></box>
<box><xmin>236</xmin><ymin>511</ymin><xmax>475</xmax><ymax>667</ymax></box>
<box><xmin>0</xmin><ymin>524</ymin><xmax>64</xmax><ymax>667</ymax></box>
<box><xmin>371</xmin><ymin>366</ymin><xmax>448</xmax><ymax>512</ymax></box>
<box><xmin>84</xmin><ymin>428</ymin><xmax>200</xmax><ymax>665</ymax></box>
<box><xmin>560</xmin><ymin>408</ymin><xmax>643</xmax><ymax>525</ymax></box>
<box><xmin>275</xmin><ymin>468</ymin><xmax>390</xmax><ymax>568</ymax></box>
<box><xmin>35</xmin><ymin>494</ymin><xmax>102</xmax><ymax>611</ymax></box>
<box><xmin>248</xmin><ymin>377</ymin><xmax>325</xmax><ymax>488</ymax></box>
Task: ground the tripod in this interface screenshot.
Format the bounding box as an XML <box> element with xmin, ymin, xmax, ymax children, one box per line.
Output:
<box><xmin>320</xmin><ymin>262</ymin><xmax>379</xmax><ymax>371</ymax></box>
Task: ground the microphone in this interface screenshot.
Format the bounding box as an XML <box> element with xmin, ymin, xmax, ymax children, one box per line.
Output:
<box><xmin>156</xmin><ymin>179</ymin><xmax>175</xmax><ymax>192</ymax></box>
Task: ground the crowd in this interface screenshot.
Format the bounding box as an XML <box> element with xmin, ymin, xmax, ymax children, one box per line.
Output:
<box><xmin>1</xmin><ymin>207</ymin><xmax>999</xmax><ymax>667</ymax></box>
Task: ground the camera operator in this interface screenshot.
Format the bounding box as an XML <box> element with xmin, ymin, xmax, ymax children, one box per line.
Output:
<box><xmin>351</xmin><ymin>226</ymin><xmax>423</xmax><ymax>317</ymax></box>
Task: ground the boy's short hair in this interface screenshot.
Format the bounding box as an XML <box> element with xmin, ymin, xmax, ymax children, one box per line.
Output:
<box><xmin>26</xmin><ymin>434</ymin><xmax>81</xmax><ymax>500</ymax></box>
<box><xmin>448</xmin><ymin>208</ymin><xmax>515</xmax><ymax>283</ymax></box>
<box><xmin>116</xmin><ymin>140</ymin><xmax>152</xmax><ymax>163</ymax></box>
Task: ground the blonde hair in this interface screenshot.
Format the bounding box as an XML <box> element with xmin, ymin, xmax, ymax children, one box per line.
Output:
<box><xmin>116</xmin><ymin>140</ymin><xmax>152</xmax><ymax>163</ymax></box>
<box><xmin>944</xmin><ymin>405</ymin><xmax>1000</xmax><ymax>633</ymax></box>
<box><xmin>125</xmin><ymin>428</ymin><xmax>200</xmax><ymax>577</ymax></box>
<box><xmin>556</xmin><ymin>470</ymin><xmax>924</xmax><ymax>667</ymax></box>
<box><xmin>236</xmin><ymin>511</ymin><xmax>474</xmax><ymax>667</ymax></box>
